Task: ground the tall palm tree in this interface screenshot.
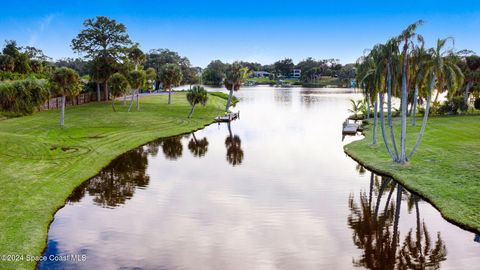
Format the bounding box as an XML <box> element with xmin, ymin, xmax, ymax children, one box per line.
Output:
<box><xmin>49</xmin><ymin>67</ymin><xmax>82</xmax><ymax>127</ymax></box>
<box><xmin>407</xmin><ymin>38</ymin><xmax>464</xmax><ymax>160</ymax></box>
<box><xmin>224</xmin><ymin>62</ymin><xmax>248</xmax><ymax>112</ymax></box>
<box><xmin>188</xmin><ymin>132</ymin><xmax>209</xmax><ymax>157</ymax></box>
<box><xmin>398</xmin><ymin>20</ymin><xmax>423</xmax><ymax>164</ymax></box>
<box><xmin>160</xmin><ymin>63</ymin><xmax>183</xmax><ymax>104</ymax></box>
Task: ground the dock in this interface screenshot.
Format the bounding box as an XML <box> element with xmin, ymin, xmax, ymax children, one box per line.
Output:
<box><xmin>215</xmin><ymin>112</ymin><xmax>239</xmax><ymax>122</ymax></box>
<box><xmin>342</xmin><ymin>119</ymin><xmax>360</xmax><ymax>135</ymax></box>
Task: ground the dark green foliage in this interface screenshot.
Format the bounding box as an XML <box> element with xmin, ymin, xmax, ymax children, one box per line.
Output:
<box><xmin>438</xmin><ymin>96</ymin><xmax>468</xmax><ymax>115</ymax></box>
<box><xmin>202</xmin><ymin>60</ymin><xmax>226</xmax><ymax>85</ymax></box>
<box><xmin>0</xmin><ymin>54</ymin><xmax>15</xmax><ymax>72</ymax></box>
<box><xmin>109</xmin><ymin>73</ymin><xmax>130</xmax><ymax>97</ymax></box>
<box><xmin>474</xmin><ymin>97</ymin><xmax>480</xmax><ymax>110</ymax></box>
<box><xmin>0</xmin><ymin>79</ymin><xmax>50</xmax><ymax>114</ymax></box>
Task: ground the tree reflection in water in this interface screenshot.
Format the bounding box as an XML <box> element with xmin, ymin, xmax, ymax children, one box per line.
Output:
<box><xmin>160</xmin><ymin>135</ymin><xmax>183</xmax><ymax>160</ymax></box>
<box><xmin>67</xmin><ymin>147</ymin><xmax>150</xmax><ymax>208</ymax></box>
<box><xmin>225</xmin><ymin>122</ymin><xmax>244</xmax><ymax>166</ymax></box>
<box><xmin>348</xmin><ymin>172</ymin><xmax>447</xmax><ymax>269</ymax></box>
<box><xmin>188</xmin><ymin>132</ymin><xmax>209</xmax><ymax>157</ymax></box>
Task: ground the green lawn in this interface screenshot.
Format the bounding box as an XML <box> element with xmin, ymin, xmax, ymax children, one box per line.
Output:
<box><xmin>344</xmin><ymin>115</ymin><xmax>480</xmax><ymax>233</ymax></box>
<box><xmin>0</xmin><ymin>93</ymin><xmax>226</xmax><ymax>270</ymax></box>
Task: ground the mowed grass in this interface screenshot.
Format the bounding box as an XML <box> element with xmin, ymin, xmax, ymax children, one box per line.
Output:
<box><xmin>0</xmin><ymin>93</ymin><xmax>226</xmax><ymax>270</ymax></box>
<box><xmin>344</xmin><ymin>115</ymin><xmax>480</xmax><ymax>232</ymax></box>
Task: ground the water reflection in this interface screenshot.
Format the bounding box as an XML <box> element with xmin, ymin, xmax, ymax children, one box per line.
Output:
<box><xmin>188</xmin><ymin>132</ymin><xmax>209</xmax><ymax>157</ymax></box>
<box><xmin>161</xmin><ymin>135</ymin><xmax>184</xmax><ymax>160</ymax></box>
<box><xmin>225</xmin><ymin>122</ymin><xmax>244</xmax><ymax>166</ymax></box>
<box><xmin>348</xmin><ymin>173</ymin><xmax>447</xmax><ymax>269</ymax></box>
<box><xmin>67</xmin><ymin>147</ymin><xmax>150</xmax><ymax>208</ymax></box>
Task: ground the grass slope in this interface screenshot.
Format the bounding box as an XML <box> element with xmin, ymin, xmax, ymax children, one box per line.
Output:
<box><xmin>0</xmin><ymin>93</ymin><xmax>226</xmax><ymax>270</ymax></box>
<box><xmin>344</xmin><ymin>115</ymin><xmax>480</xmax><ymax>233</ymax></box>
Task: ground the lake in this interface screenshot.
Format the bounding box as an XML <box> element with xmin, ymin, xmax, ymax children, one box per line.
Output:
<box><xmin>39</xmin><ymin>86</ymin><xmax>480</xmax><ymax>269</ymax></box>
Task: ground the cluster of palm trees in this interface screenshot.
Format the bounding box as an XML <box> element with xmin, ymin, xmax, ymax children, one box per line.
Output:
<box><xmin>356</xmin><ymin>21</ymin><xmax>464</xmax><ymax>164</ymax></box>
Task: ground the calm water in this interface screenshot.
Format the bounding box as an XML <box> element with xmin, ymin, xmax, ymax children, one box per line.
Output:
<box><xmin>39</xmin><ymin>86</ymin><xmax>479</xmax><ymax>270</ymax></box>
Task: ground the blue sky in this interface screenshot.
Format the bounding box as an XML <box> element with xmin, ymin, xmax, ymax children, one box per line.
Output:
<box><xmin>1</xmin><ymin>0</ymin><xmax>479</xmax><ymax>67</ymax></box>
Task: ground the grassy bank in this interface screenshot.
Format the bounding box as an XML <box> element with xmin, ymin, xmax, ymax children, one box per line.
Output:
<box><xmin>344</xmin><ymin>115</ymin><xmax>480</xmax><ymax>233</ymax></box>
<box><xmin>0</xmin><ymin>93</ymin><xmax>226</xmax><ymax>269</ymax></box>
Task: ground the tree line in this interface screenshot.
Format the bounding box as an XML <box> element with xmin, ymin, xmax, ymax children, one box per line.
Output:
<box><xmin>201</xmin><ymin>58</ymin><xmax>356</xmax><ymax>85</ymax></box>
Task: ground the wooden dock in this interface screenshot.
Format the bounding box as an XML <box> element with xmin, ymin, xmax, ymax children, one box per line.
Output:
<box><xmin>215</xmin><ymin>112</ymin><xmax>239</xmax><ymax>122</ymax></box>
<box><xmin>342</xmin><ymin>119</ymin><xmax>360</xmax><ymax>135</ymax></box>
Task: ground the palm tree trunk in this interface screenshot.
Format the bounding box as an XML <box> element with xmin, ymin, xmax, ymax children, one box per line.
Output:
<box><xmin>104</xmin><ymin>81</ymin><xmax>109</xmax><ymax>101</ymax></box>
<box><xmin>374</xmin><ymin>178</ymin><xmax>390</xmax><ymax>218</ymax></box>
<box><xmin>464</xmin><ymin>81</ymin><xmax>472</xmax><ymax>107</ymax></box>
<box><xmin>399</xmin><ymin>42</ymin><xmax>409</xmax><ymax>164</ymax></box>
<box><xmin>383</xmin><ymin>182</ymin><xmax>397</xmax><ymax>214</ymax></box>
<box><xmin>407</xmin><ymin>76</ymin><xmax>435</xmax><ymax>160</ymax></box>
<box><xmin>386</xmin><ymin>63</ymin><xmax>399</xmax><ymax>161</ymax></box>
<box><xmin>60</xmin><ymin>95</ymin><xmax>65</xmax><ymax>127</ymax></box>
<box><xmin>365</xmin><ymin>92</ymin><xmax>370</xmax><ymax>120</ymax></box>
<box><xmin>96</xmin><ymin>82</ymin><xmax>101</xmax><ymax>102</ymax></box>
<box><xmin>127</xmin><ymin>89</ymin><xmax>135</xmax><ymax>112</ymax></box>
<box><xmin>226</xmin><ymin>88</ymin><xmax>234</xmax><ymax>112</ymax></box>
<box><xmin>373</xmin><ymin>100</ymin><xmax>378</xmax><ymax>145</ymax></box>
<box><xmin>368</xmin><ymin>172</ymin><xmax>374</xmax><ymax>208</ymax></box>
<box><xmin>136</xmin><ymin>90</ymin><xmax>140</xmax><ymax>111</ymax></box>
<box><xmin>168</xmin><ymin>88</ymin><xmax>172</xmax><ymax>104</ymax></box>
<box><xmin>188</xmin><ymin>104</ymin><xmax>196</xmax><ymax>118</ymax></box>
<box><xmin>112</xmin><ymin>97</ymin><xmax>116</xmax><ymax>112</ymax></box>
<box><xmin>391</xmin><ymin>185</ymin><xmax>403</xmax><ymax>251</ymax></box>
<box><xmin>227</xmin><ymin>122</ymin><xmax>233</xmax><ymax>138</ymax></box>
<box><xmin>411</xmin><ymin>86</ymin><xmax>418</xmax><ymax>126</ymax></box>
<box><xmin>379</xmin><ymin>92</ymin><xmax>396</xmax><ymax>161</ymax></box>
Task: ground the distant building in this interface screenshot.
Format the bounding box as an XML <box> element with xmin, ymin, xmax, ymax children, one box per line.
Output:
<box><xmin>252</xmin><ymin>71</ymin><xmax>270</xmax><ymax>78</ymax></box>
<box><xmin>290</xmin><ymin>69</ymin><xmax>301</xmax><ymax>78</ymax></box>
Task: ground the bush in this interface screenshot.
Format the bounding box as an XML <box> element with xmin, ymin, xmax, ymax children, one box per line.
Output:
<box><xmin>0</xmin><ymin>79</ymin><xmax>50</xmax><ymax>114</ymax></box>
<box><xmin>474</xmin><ymin>98</ymin><xmax>480</xmax><ymax>110</ymax></box>
<box><xmin>438</xmin><ymin>96</ymin><xmax>468</xmax><ymax>115</ymax></box>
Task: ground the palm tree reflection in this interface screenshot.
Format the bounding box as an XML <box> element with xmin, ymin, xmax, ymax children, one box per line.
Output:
<box><xmin>348</xmin><ymin>172</ymin><xmax>447</xmax><ymax>269</ymax></box>
<box><xmin>67</xmin><ymin>147</ymin><xmax>150</xmax><ymax>208</ymax></box>
<box><xmin>160</xmin><ymin>135</ymin><xmax>183</xmax><ymax>160</ymax></box>
<box><xmin>188</xmin><ymin>132</ymin><xmax>209</xmax><ymax>157</ymax></box>
<box><xmin>225</xmin><ymin>122</ymin><xmax>244</xmax><ymax>166</ymax></box>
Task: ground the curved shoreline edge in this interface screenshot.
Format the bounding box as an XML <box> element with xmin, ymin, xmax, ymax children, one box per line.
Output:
<box><xmin>344</xmin><ymin>137</ymin><xmax>480</xmax><ymax>235</ymax></box>
<box><xmin>35</xmin><ymin>122</ymin><xmax>216</xmax><ymax>270</ymax></box>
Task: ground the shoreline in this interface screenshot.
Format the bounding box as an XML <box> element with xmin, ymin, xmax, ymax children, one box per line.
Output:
<box><xmin>343</xmin><ymin>115</ymin><xmax>480</xmax><ymax>235</ymax></box>
<box><xmin>0</xmin><ymin>93</ymin><xmax>228</xmax><ymax>270</ymax></box>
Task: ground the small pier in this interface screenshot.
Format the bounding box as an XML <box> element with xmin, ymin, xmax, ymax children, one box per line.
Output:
<box><xmin>342</xmin><ymin>119</ymin><xmax>360</xmax><ymax>135</ymax></box>
<box><xmin>215</xmin><ymin>111</ymin><xmax>240</xmax><ymax>122</ymax></box>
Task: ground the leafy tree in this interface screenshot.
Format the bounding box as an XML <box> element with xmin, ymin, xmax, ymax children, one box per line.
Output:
<box><xmin>273</xmin><ymin>58</ymin><xmax>294</xmax><ymax>77</ymax></box>
<box><xmin>128</xmin><ymin>44</ymin><xmax>145</xmax><ymax>71</ymax></box>
<box><xmin>2</xmin><ymin>40</ymin><xmax>21</xmax><ymax>58</ymax></box>
<box><xmin>145</xmin><ymin>49</ymin><xmax>182</xmax><ymax>89</ymax></box>
<box><xmin>55</xmin><ymin>58</ymin><xmax>90</xmax><ymax>76</ymax></box>
<box><xmin>14</xmin><ymin>53</ymin><xmax>31</xmax><ymax>74</ymax></box>
<box><xmin>224</xmin><ymin>62</ymin><xmax>248</xmax><ymax>112</ymax></box>
<box><xmin>202</xmin><ymin>60</ymin><xmax>226</xmax><ymax>85</ymax></box>
<box><xmin>182</xmin><ymin>66</ymin><xmax>200</xmax><ymax>87</ymax></box>
<box><xmin>108</xmin><ymin>73</ymin><xmax>130</xmax><ymax>112</ymax></box>
<box><xmin>159</xmin><ymin>63</ymin><xmax>183</xmax><ymax>104</ymax></box>
<box><xmin>29</xmin><ymin>60</ymin><xmax>43</xmax><ymax>73</ymax></box>
<box><xmin>145</xmin><ymin>67</ymin><xmax>157</xmax><ymax>91</ymax></box>
<box><xmin>186</xmin><ymin>85</ymin><xmax>208</xmax><ymax>118</ymax></box>
<box><xmin>49</xmin><ymin>67</ymin><xmax>82</xmax><ymax>127</ymax></box>
<box><xmin>71</xmin><ymin>16</ymin><xmax>132</xmax><ymax>100</ymax></box>
<box><xmin>0</xmin><ymin>79</ymin><xmax>49</xmax><ymax>114</ymax></box>
<box><xmin>0</xmin><ymin>55</ymin><xmax>15</xmax><ymax>72</ymax></box>
<box><xmin>127</xmin><ymin>70</ymin><xmax>146</xmax><ymax>111</ymax></box>
<box><xmin>23</xmin><ymin>46</ymin><xmax>51</xmax><ymax>61</ymax></box>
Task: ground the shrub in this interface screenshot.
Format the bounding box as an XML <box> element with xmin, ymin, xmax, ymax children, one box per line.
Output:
<box><xmin>0</xmin><ymin>79</ymin><xmax>50</xmax><ymax>114</ymax></box>
<box><xmin>474</xmin><ymin>97</ymin><xmax>480</xmax><ymax>110</ymax></box>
